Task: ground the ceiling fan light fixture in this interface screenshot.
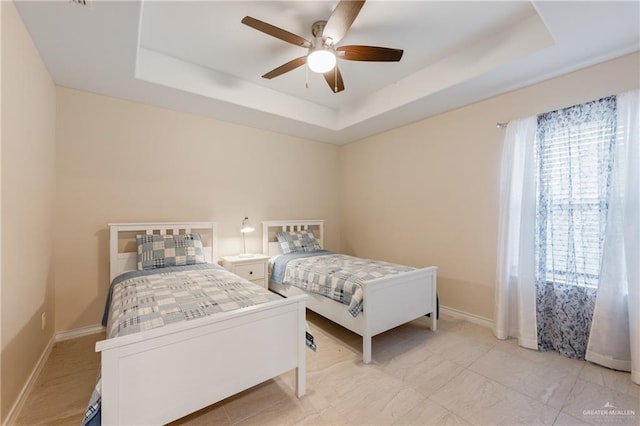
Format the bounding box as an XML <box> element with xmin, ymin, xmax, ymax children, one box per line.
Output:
<box><xmin>307</xmin><ymin>48</ymin><xmax>336</xmax><ymax>74</ymax></box>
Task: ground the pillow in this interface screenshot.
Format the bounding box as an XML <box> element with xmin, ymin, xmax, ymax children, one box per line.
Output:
<box><xmin>136</xmin><ymin>233</ymin><xmax>206</xmax><ymax>270</ymax></box>
<box><xmin>276</xmin><ymin>230</ymin><xmax>322</xmax><ymax>254</ymax></box>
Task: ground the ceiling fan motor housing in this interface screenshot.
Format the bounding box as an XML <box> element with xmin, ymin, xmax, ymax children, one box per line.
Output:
<box><xmin>311</xmin><ymin>20</ymin><xmax>328</xmax><ymax>41</ymax></box>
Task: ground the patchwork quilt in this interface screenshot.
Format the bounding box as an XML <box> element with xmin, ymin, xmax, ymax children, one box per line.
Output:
<box><xmin>105</xmin><ymin>264</ymin><xmax>281</xmax><ymax>338</ymax></box>
<box><xmin>273</xmin><ymin>252</ymin><xmax>415</xmax><ymax>317</ymax></box>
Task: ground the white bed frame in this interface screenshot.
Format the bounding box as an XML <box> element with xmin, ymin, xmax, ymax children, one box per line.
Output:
<box><xmin>263</xmin><ymin>220</ymin><xmax>437</xmax><ymax>364</ymax></box>
<box><xmin>97</xmin><ymin>222</ymin><xmax>307</xmax><ymax>426</ymax></box>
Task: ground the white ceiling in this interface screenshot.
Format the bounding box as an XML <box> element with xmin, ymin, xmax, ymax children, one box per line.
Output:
<box><xmin>15</xmin><ymin>1</ymin><xmax>640</xmax><ymax>145</ymax></box>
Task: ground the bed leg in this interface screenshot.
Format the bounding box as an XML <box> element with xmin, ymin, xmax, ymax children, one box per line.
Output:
<box><xmin>363</xmin><ymin>336</ymin><xmax>372</xmax><ymax>364</ymax></box>
<box><xmin>431</xmin><ymin>277</ymin><xmax>438</xmax><ymax>331</ymax></box>
<box><xmin>296</xmin><ymin>302</ymin><xmax>306</xmax><ymax>397</ymax></box>
<box><xmin>295</xmin><ymin>366</ymin><xmax>306</xmax><ymax>397</ymax></box>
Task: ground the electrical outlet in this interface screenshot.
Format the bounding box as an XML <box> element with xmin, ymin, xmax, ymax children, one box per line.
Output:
<box><xmin>41</xmin><ymin>312</ymin><xmax>46</xmax><ymax>330</ymax></box>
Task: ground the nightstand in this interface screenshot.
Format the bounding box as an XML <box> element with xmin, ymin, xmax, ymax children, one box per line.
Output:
<box><xmin>221</xmin><ymin>254</ymin><xmax>270</xmax><ymax>289</ymax></box>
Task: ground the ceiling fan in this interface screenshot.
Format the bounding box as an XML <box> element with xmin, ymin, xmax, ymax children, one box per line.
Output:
<box><xmin>241</xmin><ymin>0</ymin><xmax>403</xmax><ymax>93</ymax></box>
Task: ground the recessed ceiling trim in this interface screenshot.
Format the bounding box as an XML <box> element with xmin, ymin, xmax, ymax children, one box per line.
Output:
<box><xmin>135</xmin><ymin>47</ymin><xmax>340</xmax><ymax>129</ymax></box>
<box><xmin>135</xmin><ymin>7</ymin><xmax>554</xmax><ymax>134</ymax></box>
<box><xmin>337</xmin><ymin>11</ymin><xmax>555</xmax><ymax>129</ymax></box>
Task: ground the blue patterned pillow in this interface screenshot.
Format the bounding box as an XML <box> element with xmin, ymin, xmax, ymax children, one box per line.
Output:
<box><xmin>276</xmin><ymin>230</ymin><xmax>322</xmax><ymax>254</ymax></box>
<box><xmin>136</xmin><ymin>233</ymin><xmax>206</xmax><ymax>270</ymax></box>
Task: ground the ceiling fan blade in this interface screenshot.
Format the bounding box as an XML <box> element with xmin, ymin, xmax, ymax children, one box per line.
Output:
<box><xmin>323</xmin><ymin>66</ymin><xmax>345</xmax><ymax>93</ymax></box>
<box><xmin>322</xmin><ymin>0</ymin><xmax>366</xmax><ymax>45</ymax></box>
<box><xmin>241</xmin><ymin>16</ymin><xmax>311</xmax><ymax>48</ymax></box>
<box><xmin>337</xmin><ymin>45</ymin><xmax>403</xmax><ymax>61</ymax></box>
<box><xmin>262</xmin><ymin>56</ymin><xmax>307</xmax><ymax>79</ymax></box>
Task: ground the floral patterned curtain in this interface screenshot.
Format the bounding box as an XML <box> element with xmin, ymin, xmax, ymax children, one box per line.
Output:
<box><xmin>534</xmin><ymin>96</ymin><xmax>617</xmax><ymax>358</ymax></box>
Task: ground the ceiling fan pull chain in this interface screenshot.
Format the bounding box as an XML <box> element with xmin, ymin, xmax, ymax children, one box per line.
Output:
<box><xmin>306</xmin><ymin>65</ymin><xmax>309</xmax><ymax>89</ymax></box>
<box><xmin>334</xmin><ymin>67</ymin><xmax>338</xmax><ymax>92</ymax></box>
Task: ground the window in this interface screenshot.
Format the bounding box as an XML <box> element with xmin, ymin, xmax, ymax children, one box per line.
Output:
<box><xmin>535</xmin><ymin>96</ymin><xmax>617</xmax><ymax>288</ymax></box>
<box><xmin>534</xmin><ymin>96</ymin><xmax>618</xmax><ymax>358</ymax></box>
<box><xmin>495</xmin><ymin>89</ymin><xmax>637</xmax><ymax>364</ymax></box>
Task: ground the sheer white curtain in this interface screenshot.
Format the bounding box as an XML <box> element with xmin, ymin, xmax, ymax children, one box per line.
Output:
<box><xmin>586</xmin><ymin>89</ymin><xmax>640</xmax><ymax>384</ymax></box>
<box><xmin>493</xmin><ymin>116</ymin><xmax>539</xmax><ymax>349</ymax></box>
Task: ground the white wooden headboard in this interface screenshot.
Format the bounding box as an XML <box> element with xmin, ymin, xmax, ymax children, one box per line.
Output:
<box><xmin>109</xmin><ymin>222</ymin><xmax>219</xmax><ymax>282</ymax></box>
<box><xmin>262</xmin><ymin>220</ymin><xmax>325</xmax><ymax>257</ymax></box>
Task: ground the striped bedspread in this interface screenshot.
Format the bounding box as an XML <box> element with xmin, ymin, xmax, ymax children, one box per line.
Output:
<box><xmin>273</xmin><ymin>252</ymin><xmax>415</xmax><ymax>317</ymax></box>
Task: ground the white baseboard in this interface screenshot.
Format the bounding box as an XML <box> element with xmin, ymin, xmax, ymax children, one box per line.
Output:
<box><xmin>4</xmin><ymin>336</ymin><xmax>55</xmax><ymax>426</ymax></box>
<box><xmin>4</xmin><ymin>324</ymin><xmax>104</xmax><ymax>425</ymax></box>
<box><xmin>55</xmin><ymin>324</ymin><xmax>105</xmax><ymax>342</ymax></box>
<box><xmin>440</xmin><ymin>305</ymin><xmax>494</xmax><ymax>329</ymax></box>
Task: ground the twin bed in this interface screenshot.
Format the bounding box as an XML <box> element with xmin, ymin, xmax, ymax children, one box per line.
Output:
<box><xmin>95</xmin><ymin>222</ymin><xmax>306</xmax><ymax>425</ymax></box>
<box><xmin>95</xmin><ymin>220</ymin><xmax>437</xmax><ymax>425</ymax></box>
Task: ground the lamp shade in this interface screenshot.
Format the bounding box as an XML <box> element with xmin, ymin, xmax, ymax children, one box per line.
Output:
<box><xmin>307</xmin><ymin>49</ymin><xmax>336</xmax><ymax>74</ymax></box>
<box><xmin>240</xmin><ymin>217</ymin><xmax>255</xmax><ymax>233</ymax></box>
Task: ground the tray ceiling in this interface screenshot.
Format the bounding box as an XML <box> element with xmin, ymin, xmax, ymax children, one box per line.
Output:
<box><xmin>15</xmin><ymin>1</ymin><xmax>640</xmax><ymax>144</ymax></box>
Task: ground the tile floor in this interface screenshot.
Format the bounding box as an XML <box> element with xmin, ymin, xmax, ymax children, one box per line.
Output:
<box><xmin>16</xmin><ymin>311</ymin><xmax>639</xmax><ymax>425</ymax></box>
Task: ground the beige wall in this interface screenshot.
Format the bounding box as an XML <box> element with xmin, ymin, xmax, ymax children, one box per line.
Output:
<box><xmin>1</xmin><ymin>1</ymin><xmax>57</xmax><ymax>420</ymax></box>
<box><xmin>55</xmin><ymin>87</ymin><xmax>341</xmax><ymax>332</ymax></box>
<box><xmin>339</xmin><ymin>52</ymin><xmax>640</xmax><ymax>320</ymax></box>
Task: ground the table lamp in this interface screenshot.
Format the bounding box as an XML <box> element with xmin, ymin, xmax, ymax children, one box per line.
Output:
<box><xmin>240</xmin><ymin>217</ymin><xmax>255</xmax><ymax>257</ymax></box>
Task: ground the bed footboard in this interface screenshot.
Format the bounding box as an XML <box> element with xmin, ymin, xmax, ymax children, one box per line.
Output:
<box><xmin>270</xmin><ymin>267</ymin><xmax>437</xmax><ymax>364</ymax></box>
<box><xmin>362</xmin><ymin>266</ymin><xmax>437</xmax><ymax>363</ymax></box>
<box><xmin>97</xmin><ymin>296</ymin><xmax>306</xmax><ymax>425</ymax></box>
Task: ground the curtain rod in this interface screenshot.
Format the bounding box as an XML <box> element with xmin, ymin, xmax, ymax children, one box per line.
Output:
<box><xmin>496</xmin><ymin>122</ymin><xmax>509</xmax><ymax>129</ymax></box>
